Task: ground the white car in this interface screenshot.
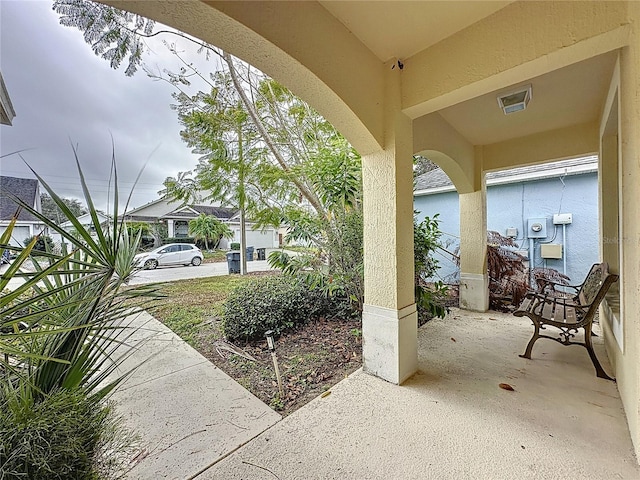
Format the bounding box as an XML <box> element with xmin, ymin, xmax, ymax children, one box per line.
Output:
<box><xmin>134</xmin><ymin>243</ymin><xmax>203</xmax><ymax>270</ymax></box>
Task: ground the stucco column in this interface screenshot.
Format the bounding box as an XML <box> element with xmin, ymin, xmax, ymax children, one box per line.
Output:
<box><xmin>166</xmin><ymin>219</ymin><xmax>174</xmax><ymax>238</ymax></box>
<box><xmin>361</xmin><ymin>60</ymin><xmax>417</xmax><ymax>385</ymax></box>
<box><xmin>616</xmin><ymin>3</ymin><xmax>640</xmax><ymax>458</ymax></box>
<box><xmin>458</xmin><ymin>187</ymin><xmax>489</xmax><ymax>311</ymax></box>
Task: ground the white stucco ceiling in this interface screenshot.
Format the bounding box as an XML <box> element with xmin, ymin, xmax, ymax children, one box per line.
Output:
<box><xmin>319</xmin><ymin>0</ymin><xmax>513</xmax><ymax>62</ymax></box>
<box><xmin>437</xmin><ymin>51</ymin><xmax>618</xmax><ymax>145</ymax></box>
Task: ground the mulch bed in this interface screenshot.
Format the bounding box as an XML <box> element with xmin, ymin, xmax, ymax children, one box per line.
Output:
<box><xmin>196</xmin><ymin>316</ymin><xmax>362</xmax><ymax>416</ymax></box>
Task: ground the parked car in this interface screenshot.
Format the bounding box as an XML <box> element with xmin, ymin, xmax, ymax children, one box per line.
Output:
<box><xmin>134</xmin><ymin>243</ymin><xmax>203</xmax><ymax>270</ymax></box>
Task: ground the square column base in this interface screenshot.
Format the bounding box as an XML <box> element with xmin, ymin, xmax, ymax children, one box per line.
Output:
<box><xmin>362</xmin><ymin>303</ymin><xmax>417</xmax><ymax>384</ymax></box>
<box><xmin>459</xmin><ymin>272</ymin><xmax>489</xmax><ymax>312</ymax></box>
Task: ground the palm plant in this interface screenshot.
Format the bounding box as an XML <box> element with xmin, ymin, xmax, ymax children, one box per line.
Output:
<box><xmin>0</xmin><ymin>152</ymin><xmax>161</xmax><ymax>477</ymax></box>
<box><xmin>188</xmin><ymin>213</ymin><xmax>233</xmax><ymax>250</ymax></box>
<box><xmin>0</xmin><ymin>152</ymin><xmax>160</xmax><ymax>402</ymax></box>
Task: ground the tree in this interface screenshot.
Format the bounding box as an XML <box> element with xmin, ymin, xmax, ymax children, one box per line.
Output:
<box><xmin>161</xmin><ymin>69</ymin><xmax>269</xmax><ymax>274</ymax></box>
<box><xmin>53</xmin><ymin>0</ymin><xmax>155</xmax><ymax>76</ymax></box>
<box><xmin>414</xmin><ymin>214</ymin><xmax>448</xmax><ymax>323</ymax></box>
<box><xmin>40</xmin><ymin>193</ymin><xmax>86</xmax><ymax>224</ymax></box>
<box><xmin>49</xmin><ymin>2</ymin><xmax>378</xmax><ymax>314</ymax></box>
<box><xmin>188</xmin><ymin>214</ymin><xmax>233</xmax><ymax>250</ymax></box>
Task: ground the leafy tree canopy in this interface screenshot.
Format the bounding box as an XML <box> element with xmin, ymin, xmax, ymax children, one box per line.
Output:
<box><xmin>40</xmin><ymin>193</ymin><xmax>87</xmax><ymax>224</ymax></box>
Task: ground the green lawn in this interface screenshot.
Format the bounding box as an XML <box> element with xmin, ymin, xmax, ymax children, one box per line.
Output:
<box><xmin>202</xmin><ymin>249</ymin><xmax>227</xmax><ymax>263</ymax></box>
<box><xmin>151</xmin><ymin>275</ymin><xmax>255</xmax><ymax>346</ymax></box>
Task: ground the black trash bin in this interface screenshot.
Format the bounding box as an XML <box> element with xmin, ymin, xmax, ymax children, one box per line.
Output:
<box><xmin>226</xmin><ymin>251</ymin><xmax>241</xmax><ymax>274</ymax></box>
<box><xmin>256</xmin><ymin>247</ymin><xmax>266</xmax><ymax>261</ymax></box>
<box><xmin>246</xmin><ymin>246</ymin><xmax>254</xmax><ymax>261</ymax></box>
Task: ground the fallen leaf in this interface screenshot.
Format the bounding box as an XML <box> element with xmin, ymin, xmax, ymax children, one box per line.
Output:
<box><xmin>499</xmin><ymin>383</ymin><xmax>515</xmax><ymax>391</ymax></box>
<box><xmin>321</xmin><ymin>390</ymin><xmax>331</xmax><ymax>398</ymax></box>
<box><xmin>450</xmin><ymin>337</ymin><xmax>456</xmax><ymax>342</ymax></box>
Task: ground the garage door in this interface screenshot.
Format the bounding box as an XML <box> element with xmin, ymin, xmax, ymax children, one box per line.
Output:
<box><xmin>0</xmin><ymin>226</ymin><xmax>31</xmax><ymax>246</ymax></box>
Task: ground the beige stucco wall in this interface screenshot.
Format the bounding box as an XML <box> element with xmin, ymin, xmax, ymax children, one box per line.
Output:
<box><xmin>481</xmin><ymin>122</ymin><xmax>600</xmax><ymax>173</ymax></box>
<box><xmin>403</xmin><ymin>1</ymin><xmax>630</xmax><ymax>118</ymax></box>
<box><xmin>362</xmin><ymin>63</ymin><xmax>414</xmax><ymax>311</ymax></box>
<box><xmin>608</xmin><ymin>1</ymin><xmax>640</xmax><ymax>454</ymax></box>
<box><xmin>413</xmin><ymin>113</ymin><xmax>476</xmax><ymax>194</ymax></box>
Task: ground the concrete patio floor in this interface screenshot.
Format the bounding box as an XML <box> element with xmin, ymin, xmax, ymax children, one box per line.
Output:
<box><xmin>198</xmin><ymin>308</ymin><xmax>639</xmax><ymax>479</ymax></box>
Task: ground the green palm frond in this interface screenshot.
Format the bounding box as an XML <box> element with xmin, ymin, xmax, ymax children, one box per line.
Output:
<box><xmin>1</xmin><ymin>147</ymin><xmax>161</xmax><ymax>403</ymax></box>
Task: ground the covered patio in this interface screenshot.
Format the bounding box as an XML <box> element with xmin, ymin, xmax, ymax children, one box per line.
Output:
<box><xmin>200</xmin><ymin>309</ymin><xmax>637</xmax><ymax>479</ymax></box>
<box><xmin>105</xmin><ymin>0</ymin><xmax>640</xmax><ymax>465</ymax></box>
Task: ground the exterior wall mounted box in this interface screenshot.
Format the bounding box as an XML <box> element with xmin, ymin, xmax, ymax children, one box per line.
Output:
<box><xmin>553</xmin><ymin>213</ymin><xmax>573</xmax><ymax>225</ymax></box>
<box><xmin>541</xmin><ymin>243</ymin><xmax>563</xmax><ymax>259</ymax></box>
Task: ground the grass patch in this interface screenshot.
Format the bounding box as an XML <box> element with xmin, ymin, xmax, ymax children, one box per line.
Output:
<box><xmin>202</xmin><ymin>250</ymin><xmax>227</xmax><ymax>263</ymax></box>
<box><xmin>152</xmin><ymin>275</ymin><xmax>260</xmax><ymax>345</ymax></box>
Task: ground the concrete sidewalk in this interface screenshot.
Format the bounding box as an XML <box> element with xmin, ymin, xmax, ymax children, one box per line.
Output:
<box><xmin>112</xmin><ymin>312</ymin><xmax>280</xmax><ymax>480</ymax></box>
<box><xmin>198</xmin><ymin>309</ymin><xmax>639</xmax><ymax>479</ymax></box>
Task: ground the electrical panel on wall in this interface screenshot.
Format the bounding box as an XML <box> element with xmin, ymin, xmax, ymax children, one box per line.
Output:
<box><xmin>527</xmin><ymin>217</ymin><xmax>547</xmax><ymax>238</ymax></box>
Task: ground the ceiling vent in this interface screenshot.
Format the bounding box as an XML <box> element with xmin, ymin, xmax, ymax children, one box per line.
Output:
<box><xmin>497</xmin><ymin>84</ymin><xmax>532</xmax><ymax>115</ymax></box>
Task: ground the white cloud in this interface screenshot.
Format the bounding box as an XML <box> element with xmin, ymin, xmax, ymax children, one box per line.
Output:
<box><xmin>0</xmin><ymin>0</ymin><xmax>209</xmax><ymax>211</ymax></box>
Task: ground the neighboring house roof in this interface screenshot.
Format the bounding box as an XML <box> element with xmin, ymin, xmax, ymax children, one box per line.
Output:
<box><xmin>59</xmin><ymin>212</ymin><xmax>110</xmax><ymax>229</ymax></box>
<box><xmin>0</xmin><ymin>176</ymin><xmax>40</xmax><ymax>222</ymax></box>
<box><xmin>124</xmin><ymin>195</ymin><xmax>225</xmax><ymax>218</ymax></box>
<box><xmin>191</xmin><ymin>205</ymin><xmax>237</xmax><ymax>219</ymax></box>
<box><xmin>0</xmin><ymin>72</ymin><xmax>16</xmax><ymax>126</ymax></box>
<box><xmin>125</xmin><ymin>203</ymin><xmax>237</xmax><ymax>222</ymax></box>
<box><xmin>123</xmin><ymin>215</ymin><xmax>160</xmax><ymax>223</ymax></box>
<box><xmin>414</xmin><ymin>156</ymin><xmax>598</xmax><ymax>196</ymax></box>
<box><xmin>124</xmin><ymin>197</ymin><xmax>181</xmax><ymax>216</ymax></box>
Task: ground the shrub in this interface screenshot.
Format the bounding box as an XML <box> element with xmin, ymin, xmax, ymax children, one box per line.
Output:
<box><xmin>0</xmin><ymin>388</ymin><xmax>135</xmax><ymax>480</ymax></box>
<box><xmin>222</xmin><ymin>275</ymin><xmax>351</xmax><ymax>342</ymax></box>
<box><xmin>23</xmin><ymin>234</ymin><xmax>54</xmax><ymax>254</ymax></box>
<box><xmin>230</xmin><ymin>242</ymin><xmax>240</xmax><ymax>250</ymax></box>
<box><xmin>269</xmin><ymin>208</ymin><xmax>364</xmax><ymax>315</ymax></box>
<box><xmin>414</xmin><ymin>214</ymin><xmax>448</xmax><ymax>323</ymax></box>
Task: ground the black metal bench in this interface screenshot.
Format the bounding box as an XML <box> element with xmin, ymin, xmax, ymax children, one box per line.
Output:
<box><xmin>514</xmin><ymin>262</ymin><xmax>618</xmax><ymax>380</ymax></box>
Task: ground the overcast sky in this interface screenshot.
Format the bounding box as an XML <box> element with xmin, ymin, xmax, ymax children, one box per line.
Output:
<box><xmin>0</xmin><ymin>0</ymin><xmax>210</xmax><ymax>211</ymax></box>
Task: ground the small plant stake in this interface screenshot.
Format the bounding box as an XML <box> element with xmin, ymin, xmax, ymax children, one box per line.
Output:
<box><xmin>265</xmin><ymin>330</ymin><xmax>284</xmax><ymax>399</ymax></box>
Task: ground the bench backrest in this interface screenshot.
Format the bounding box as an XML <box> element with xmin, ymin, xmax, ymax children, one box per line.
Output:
<box><xmin>577</xmin><ymin>263</ymin><xmax>619</xmax><ymax>319</ymax></box>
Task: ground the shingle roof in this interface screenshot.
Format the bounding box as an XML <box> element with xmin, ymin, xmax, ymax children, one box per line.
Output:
<box><xmin>123</xmin><ymin>205</ymin><xmax>237</xmax><ymax>222</ymax></box>
<box><xmin>414</xmin><ymin>168</ymin><xmax>454</xmax><ymax>191</ymax></box>
<box><xmin>414</xmin><ymin>156</ymin><xmax>598</xmax><ymax>193</ymax></box>
<box><xmin>0</xmin><ymin>176</ymin><xmax>39</xmax><ymax>221</ymax></box>
<box><xmin>191</xmin><ymin>205</ymin><xmax>237</xmax><ymax>219</ymax></box>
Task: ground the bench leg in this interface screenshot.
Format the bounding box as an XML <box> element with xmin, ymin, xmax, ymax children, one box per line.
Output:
<box><xmin>584</xmin><ymin>327</ymin><xmax>615</xmax><ymax>381</ymax></box>
<box><xmin>519</xmin><ymin>321</ymin><xmax>540</xmax><ymax>359</ymax></box>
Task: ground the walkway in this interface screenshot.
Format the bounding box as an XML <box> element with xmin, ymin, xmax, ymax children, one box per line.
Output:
<box><xmin>112</xmin><ymin>311</ymin><xmax>280</xmax><ymax>480</ymax></box>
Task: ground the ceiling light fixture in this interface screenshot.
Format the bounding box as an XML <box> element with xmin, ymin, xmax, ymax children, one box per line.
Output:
<box><xmin>497</xmin><ymin>84</ymin><xmax>532</xmax><ymax>115</ymax></box>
